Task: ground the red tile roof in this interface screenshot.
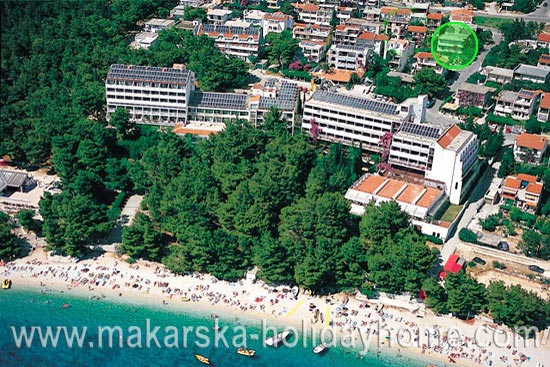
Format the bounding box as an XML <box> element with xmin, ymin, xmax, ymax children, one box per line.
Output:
<box><xmin>538</xmin><ymin>32</ymin><xmax>550</xmax><ymax>43</ymax></box>
<box><xmin>503</xmin><ymin>176</ymin><xmax>521</xmax><ymax>189</ymax></box>
<box><xmin>427</xmin><ymin>13</ymin><xmax>443</xmax><ymax>20</ymax></box>
<box><xmin>264</xmin><ymin>12</ymin><xmax>291</xmax><ymax>21</ymax></box>
<box><xmin>517</xmin><ymin>173</ymin><xmax>538</xmax><ymax>183</ymax></box>
<box><xmin>414</xmin><ymin>51</ymin><xmax>433</xmax><ymax>59</ymax></box>
<box><xmin>408</xmin><ymin>25</ymin><xmax>428</xmax><ymax>33</ymax></box>
<box><xmin>526</xmin><ymin>182</ymin><xmax>543</xmax><ymax>195</ymax></box>
<box><xmin>416</xmin><ymin>187</ymin><xmax>441</xmax><ymax>208</ymax></box>
<box><xmin>539</xmin><ymin>54</ymin><xmax>550</xmax><ymax>65</ymax></box>
<box><xmin>378</xmin><ymin>179</ymin><xmax>406</xmax><ymax>198</ymax></box>
<box><xmin>293</xmin><ymin>3</ymin><xmax>319</xmax><ymax>12</ymax></box>
<box><xmin>540</xmin><ymin>93</ymin><xmax>550</xmax><ymax>109</ymax></box>
<box><xmin>450</xmin><ymin>9</ymin><xmax>474</xmax><ymax>22</ymax></box>
<box><xmin>358</xmin><ymin>32</ymin><xmax>388</xmax><ymax>41</ymax></box>
<box><xmin>516</xmin><ymin>133</ymin><xmax>548</xmax><ymax>151</ymax></box>
<box><xmin>438</xmin><ymin>125</ymin><xmax>462</xmax><ymax>149</ymax></box>
<box><xmin>443</xmin><ymin>254</ymin><xmax>463</xmax><ymax>274</ymax></box>
<box><xmin>356</xmin><ymin>175</ymin><xmax>385</xmax><ymax>193</ymax></box>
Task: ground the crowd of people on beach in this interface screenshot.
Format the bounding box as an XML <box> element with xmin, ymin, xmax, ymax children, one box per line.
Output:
<box><xmin>2</xmin><ymin>257</ymin><xmax>541</xmax><ymax>367</ymax></box>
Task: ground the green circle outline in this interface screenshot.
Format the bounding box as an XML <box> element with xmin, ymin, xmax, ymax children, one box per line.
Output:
<box><xmin>430</xmin><ymin>21</ymin><xmax>479</xmax><ymax>71</ymax></box>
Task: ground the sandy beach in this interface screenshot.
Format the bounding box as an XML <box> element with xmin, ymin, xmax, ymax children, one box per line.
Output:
<box><xmin>3</xmin><ymin>248</ymin><xmax>549</xmax><ymax>367</ymax></box>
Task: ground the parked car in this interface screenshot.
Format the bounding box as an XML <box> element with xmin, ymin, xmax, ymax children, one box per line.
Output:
<box><xmin>528</xmin><ymin>265</ymin><xmax>545</xmax><ymax>274</ymax></box>
<box><xmin>472</xmin><ymin>257</ymin><xmax>486</xmax><ymax>265</ymax></box>
<box><xmin>498</xmin><ymin>241</ymin><xmax>509</xmax><ymax>252</ymax></box>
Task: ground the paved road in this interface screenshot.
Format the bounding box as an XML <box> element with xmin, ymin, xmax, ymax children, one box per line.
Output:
<box><xmin>431</xmin><ymin>1</ymin><xmax>550</xmax><ymax>22</ymax></box>
<box><xmin>450</xmin><ymin>28</ymin><xmax>503</xmax><ymax>92</ymax></box>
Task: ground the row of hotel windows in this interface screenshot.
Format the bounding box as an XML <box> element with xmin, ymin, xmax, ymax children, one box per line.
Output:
<box><xmin>392</xmin><ymin>138</ymin><xmax>432</xmax><ymax>150</ymax></box>
<box><xmin>108</xmin><ymin>95</ymin><xmax>185</xmax><ymax>104</ymax></box>
<box><xmin>313</xmin><ymin>121</ymin><xmax>387</xmax><ymax>140</ymax></box>
<box><xmin>305</xmin><ymin>107</ymin><xmax>398</xmax><ymax>123</ymax></box>
<box><xmin>390</xmin><ymin>148</ymin><xmax>429</xmax><ymax>158</ymax></box>
<box><xmin>106</xmin><ymin>80</ymin><xmax>187</xmax><ymax>89</ymax></box>
<box><xmin>106</xmin><ymin>88</ymin><xmax>186</xmax><ymax>97</ymax></box>
<box><xmin>304</xmin><ymin>112</ymin><xmax>395</xmax><ymax>132</ymax></box>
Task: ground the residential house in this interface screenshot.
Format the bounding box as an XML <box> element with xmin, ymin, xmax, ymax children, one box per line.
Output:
<box><xmin>131</xmin><ymin>32</ymin><xmax>159</xmax><ymax>50</ymax></box>
<box><xmin>266</xmin><ymin>0</ymin><xmax>281</xmax><ymax>9</ymax></box>
<box><xmin>413</xmin><ymin>51</ymin><xmax>445</xmax><ymax>75</ymax></box>
<box><xmin>293</xmin><ymin>3</ymin><xmax>336</xmax><ymax>25</ymax></box>
<box><xmin>426</xmin><ymin>12</ymin><xmax>443</xmax><ymax>31</ymax></box>
<box><xmin>243</xmin><ymin>10</ymin><xmax>266</xmax><ymax>26</ymax></box>
<box><xmin>388</xmin><ymin>39</ymin><xmax>413</xmax><ymax>69</ymax></box>
<box><xmin>334</xmin><ymin>24</ymin><xmax>363</xmax><ymax>46</ymax></box>
<box><xmin>197</xmin><ymin>24</ymin><xmax>261</xmax><ymax>60</ymax></box>
<box><xmin>337</xmin><ymin>6</ymin><xmax>354</xmax><ymax>24</ymax></box>
<box><xmin>207</xmin><ymin>9</ymin><xmax>233</xmax><ymax>24</ymax></box>
<box><xmin>536</xmin><ymin>31</ymin><xmax>550</xmax><ymax>51</ymax></box>
<box><xmin>407</xmin><ymin>25</ymin><xmax>428</xmax><ymax>46</ymax></box>
<box><xmin>263</xmin><ymin>12</ymin><xmax>294</xmax><ymax>36</ymax></box>
<box><xmin>292</xmin><ymin>23</ymin><xmax>331</xmax><ymax>43</ymax></box>
<box><xmin>170</xmin><ymin>5</ymin><xmax>186</xmax><ymax>20</ymax></box>
<box><xmin>449</xmin><ymin>9</ymin><xmax>474</xmax><ymax>26</ymax></box>
<box><xmin>455</xmin><ymin>82</ymin><xmax>496</xmax><ymax>109</ymax></box>
<box><xmin>143</xmin><ymin>18</ymin><xmax>176</xmax><ymax>33</ymax></box>
<box><xmin>538</xmin><ymin>54</ymin><xmax>550</xmax><ymax>68</ymax></box>
<box><xmin>513</xmin><ymin>64</ymin><xmax>550</xmax><ymax>84</ymax></box>
<box><xmin>494</xmin><ymin>89</ymin><xmax>540</xmax><ymax>120</ymax></box>
<box><xmin>538</xmin><ymin>93</ymin><xmax>550</xmax><ymax>122</ymax></box>
<box><xmin>327</xmin><ymin>44</ymin><xmax>370</xmax><ymax>71</ymax></box>
<box><xmin>514</xmin><ymin>133</ymin><xmax>548</xmax><ymax>164</ymax></box>
<box><xmin>363</xmin><ymin>8</ymin><xmax>381</xmax><ymax>22</ymax></box>
<box><xmin>180</xmin><ymin>0</ymin><xmax>206</xmax><ymax>7</ymax></box>
<box><xmin>356</xmin><ymin>32</ymin><xmax>388</xmax><ymax>58</ymax></box>
<box><xmin>381</xmin><ymin>7</ymin><xmax>411</xmax><ymax>38</ymax></box>
<box><xmin>299</xmin><ymin>40</ymin><xmax>326</xmax><ymax>63</ymax></box>
<box><xmin>312</xmin><ymin>69</ymin><xmax>364</xmax><ymax>85</ymax></box>
<box><xmin>501</xmin><ymin>174</ymin><xmax>544</xmax><ymax>212</ymax></box>
<box><xmin>483</xmin><ymin>66</ymin><xmax>514</xmax><ymax>85</ymax></box>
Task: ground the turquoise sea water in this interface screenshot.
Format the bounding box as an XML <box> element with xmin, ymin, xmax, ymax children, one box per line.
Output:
<box><xmin>1</xmin><ymin>289</ymin><xmax>432</xmax><ymax>367</ymax></box>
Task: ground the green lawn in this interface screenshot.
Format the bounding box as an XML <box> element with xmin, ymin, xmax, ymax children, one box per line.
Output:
<box><xmin>440</xmin><ymin>204</ymin><xmax>463</xmax><ymax>223</ymax></box>
<box><xmin>474</xmin><ymin>16</ymin><xmax>514</xmax><ymax>29</ymax></box>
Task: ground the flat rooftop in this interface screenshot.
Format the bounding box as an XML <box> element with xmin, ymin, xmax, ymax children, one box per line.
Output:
<box><xmin>308</xmin><ymin>90</ymin><xmax>400</xmax><ymax>116</ymax></box>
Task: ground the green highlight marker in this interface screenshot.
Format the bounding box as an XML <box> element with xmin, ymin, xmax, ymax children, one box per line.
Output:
<box><xmin>431</xmin><ymin>22</ymin><xmax>479</xmax><ymax>71</ymax></box>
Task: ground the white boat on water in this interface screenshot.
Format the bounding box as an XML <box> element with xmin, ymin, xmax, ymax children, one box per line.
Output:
<box><xmin>264</xmin><ymin>331</ymin><xmax>292</xmax><ymax>347</ymax></box>
<box><xmin>313</xmin><ymin>343</ymin><xmax>328</xmax><ymax>354</ymax></box>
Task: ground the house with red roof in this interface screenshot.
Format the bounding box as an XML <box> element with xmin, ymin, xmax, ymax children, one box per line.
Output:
<box><xmin>413</xmin><ymin>51</ymin><xmax>446</xmax><ymax>75</ymax></box>
<box><xmin>439</xmin><ymin>254</ymin><xmax>464</xmax><ymax>279</ymax></box>
<box><xmin>514</xmin><ymin>133</ymin><xmax>548</xmax><ymax>164</ymax></box>
<box><xmin>426</xmin><ymin>13</ymin><xmax>443</xmax><ymax>31</ymax></box>
<box><xmin>501</xmin><ymin>174</ymin><xmax>544</xmax><ymax>212</ymax></box>
<box><xmin>407</xmin><ymin>25</ymin><xmax>428</xmax><ymax>45</ymax></box>
<box><xmin>537</xmin><ymin>32</ymin><xmax>550</xmax><ymax>51</ymax></box>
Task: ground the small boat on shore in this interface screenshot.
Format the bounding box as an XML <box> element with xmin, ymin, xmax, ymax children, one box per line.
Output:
<box><xmin>236</xmin><ymin>348</ymin><xmax>256</xmax><ymax>357</ymax></box>
<box><xmin>313</xmin><ymin>343</ymin><xmax>328</xmax><ymax>354</ymax></box>
<box><xmin>2</xmin><ymin>279</ymin><xmax>11</xmax><ymax>289</ymax></box>
<box><xmin>181</xmin><ymin>297</ymin><xmax>190</xmax><ymax>302</ymax></box>
<box><xmin>195</xmin><ymin>354</ymin><xmax>213</xmax><ymax>365</ymax></box>
<box><xmin>62</xmin><ymin>303</ymin><xmax>71</xmax><ymax>309</ymax></box>
<box><xmin>265</xmin><ymin>330</ymin><xmax>292</xmax><ymax>347</ymax></box>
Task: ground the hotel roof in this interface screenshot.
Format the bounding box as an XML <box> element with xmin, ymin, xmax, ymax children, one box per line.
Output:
<box><xmin>437</xmin><ymin>125</ymin><xmax>473</xmax><ymax>151</ymax></box>
<box><xmin>200</xmin><ymin>24</ymin><xmax>260</xmax><ymax>37</ymax></box>
<box><xmin>378</xmin><ymin>179</ymin><xmax>406</xmax><ymax>199</ymax></box>
<box><xmin>106</xmin><ymin>64</ymin><xmax>191</xmax><ymax>85</ymax></box>
<box><xmin>516</xmin><ymin>133</ymin><xmax>548</xmax><ymax>151</ymax></box>
<box><xmin>190</xmin><ymin>91</ymin><xmax>249</xmax><ymax>110</ymax></box>
<box><xmin>309</xmin><ymin>90</ymin><xmax>399</xmax><ymax>115</ymax></box>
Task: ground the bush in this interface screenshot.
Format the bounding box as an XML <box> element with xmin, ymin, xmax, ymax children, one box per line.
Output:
<box><xmin>459</xmin><ymin>228</ymin><xmax>478</xmax><ymax>243</ymax></box>
<box><xmin>107</xmin><ymin>192</ymin><xmax>128</xmax><ymax>222</ymax></box>
<box><xmin>493</xmin><ymin>260</ymin><xmax>506</xmax><ymax>269</ymax></box>
<box><xmin>481</xmin><ymin>214</ymin><xmax>501</xmax><ymax>232</ymax></box>
<box><xmin>426</xmin><ymin>235</ymin><xmax>443</xmax><ymax>245</ymax></box>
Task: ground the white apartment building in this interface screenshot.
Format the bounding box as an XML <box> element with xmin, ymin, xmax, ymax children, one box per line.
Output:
<box><xmin>244</xmin><ymin>10</ymin><xmax>266</xmax><ymax>25</ymax></box>
<box><xmin>302</xmin><ymin>91</ymin><xmax>427</xmax><ymax>153</ymax></box>
<box><xmin>327</xmin><ymin>44</ymin><xmax>370</xmax><ymax>71</ymax></box>
<box><xmin>494</xmin><ymin>89</ymin><xmax>539</xmax><ymax>121</ymax></box>
<box><xmin>336</xmin><ymin>6</ymin><xmax>354</xmax><ymax>24</ymax></box>
<box><xmin>513</xmin><ymin>133</ymin><xmax>548</xmax><ymax>164</ymax></box>
<box><xmin>263</xmin><ymin>12</ymin><xmax>294</xmax><ymax>36</ymax></box>
<box><xmin>131</xmin><ymin>32</ymin><xmax>159</xmax><ymax>49</ymax></box>
<box><xmin>356</xmin><ymin>32</ymin><xmax>388</xmax><ymax>58</ymax></box>
<box><xmin>292</xmin><ymin>23</ymin><xmax>331</xmax><ymax>43</ymax></box>
<box><xmin>180</xmin><ymin>0</ymin><xmax>206</xmax><ymax>7</ymax></box>
<box><xmin>299</xmin><ymin>40</ymin><xmax>326</xmax><ymax>62</ymax></box>
<box><xmin>198</xmin><ymin>24</ymin><xmax>261</xmax><ymax>60</ymax></box>
<box><xmin>106</xmin><ymin>64</ymin><xmax>194</xmax><ymax>125</ymax></box>
<box><xmin>207</xmin><ymin>9</ymin><xmax>233</xmax><ymax>24</ymax></box>
<box><xmin>293</xmin><ymin>3</ymin><xmax>336</xmax><ymax>25</ymax></box>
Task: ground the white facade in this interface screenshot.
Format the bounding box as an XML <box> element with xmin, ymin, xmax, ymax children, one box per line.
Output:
<box><xmin>131</xmin><ymin>32</ymin><xmax>159</xmax><ymax>49</ymax></box>
<box><xmin>207</xmin><ymin>9</ymin><xmax>233</xmax><ymax>24</ymax></box>
<box><xmin>143</xmin><ymin>18</ymin><xmax>175</xmax><ymax>33</ymax></box>
<box><xmin>262</xmin><ymin>12</ymin><xmax>294</xmax><ymax>36</ymax></box>
<box><xmin>293</xmin><ymin>3</ymin><xmax>336</xmax><ymax>25</ymax></box>
<box><xmin>302</xmin><ymin>91</ymin><xmax>427</xmax><ymax>152</ymax></box>
<box><xmin>424</xmin><ymin>125</ymin><xmax>479</xmax><ymax>205</ymax></box>
<box><xmin>198</xmin><ymin>24</ymin><xmax>261</xmax><ymax>60</ymax></box>
<box><xmin>299</xmin><ymin>40</ymin><xmax>326</xmax><ymax>63</ymax></box>
<box><xmin>106</xmin><ymin>64</ymin><xmax>194</xmax><ymax>125</ymax></box>
<box><xmin>327</xmin><ymin>44</ymin><xmax>370</xmax><ymax>71</ymax></box>
<box><xmin>494</xmin><ymin>89</ymin><xmax>538</xmax><ymax>121</ymax></box>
